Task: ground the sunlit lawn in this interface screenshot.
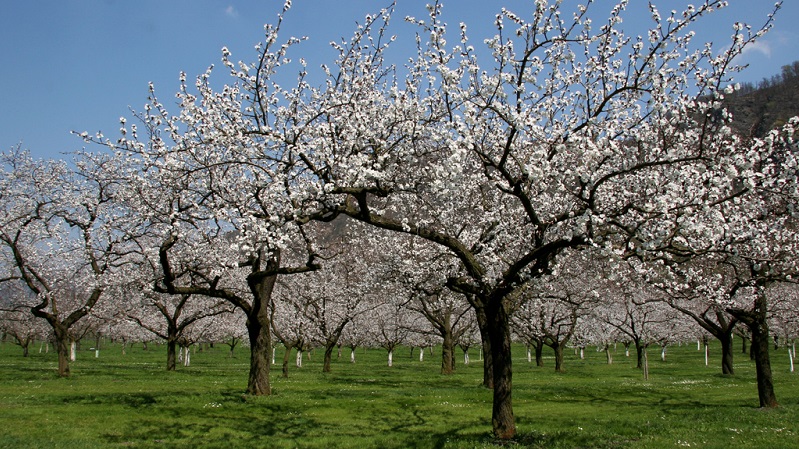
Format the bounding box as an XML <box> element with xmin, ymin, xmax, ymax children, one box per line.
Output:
<box><xmin>0</xmin><ymin>340</ymin><xmax>796</xmax><ymax>448</ymax></box>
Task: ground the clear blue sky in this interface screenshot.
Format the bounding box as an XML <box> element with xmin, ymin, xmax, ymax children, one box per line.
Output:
<box><xmin>2</xmin><ymin>1</ymin><xmax>797</xmax><ymax>160</ymax></box>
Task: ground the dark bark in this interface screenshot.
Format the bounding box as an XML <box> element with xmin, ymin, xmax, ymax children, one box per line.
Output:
<box><xmin>549</xmin><ymin>342</ymin><xmax>566</xmax><ymax>373</ymax></box>
<box><xmin>720</xmin><ymin>332</ymin><xmax>735</xmax><ymax>376</ymax></box>
<box><xmin>166</xmin><ymin>338</ymin><xmax>177</xmax><ymax>371</ymax></box>
<box><xmin>245</xmin><ymin>268</ymin><xmax>277</xmax><ymax>395</ymax></box>
<box><xmin>441</xmin><ymin>325</ymin><xmax>455</xmax><ymax>375</ymax></box>
<box><xmin>728</xmin><ymin>288</ymin><xmax>778</xmax><ymax>408</ymax></box>
<box><xmin>323</xmin><ymin>344</ymin><xmax>335</xmax><ymax>373</ymax></box>
<box><xmin>485</xmin><ymin>299</ymin><xmax>515</xmax><ymax>440</ymax></box>
<box><xmin>534</xmin><ymin>339</ymin><xmax>544</xmax><ymax>367</ymax></box>
<box><xmin>471</xmin><ymin>304</ymin><xmax>493</xmax><ymax>388</ymax></box>
<box><xmin>53</xmin><ymin>327</ymin><xmax>71</xmax><ymax>377</ymax></box>
<box><xmin>667</xmin><ymin>304</ymin><xmax>738</xmax><ymax>375</ymax></box>
<box><xmin>635</xmin><ymin>339</ymin><xmax>645</xmax><ymax>369</ymax></box>
<box><xmin>750</xmin><ymin>318</ymin><xmax>778</xmax><ymax>407</ymax></box>
<box><xmin>246</xmin><ymin>317</ymin><xmax>272</xmax><ymax>395</ymax></box>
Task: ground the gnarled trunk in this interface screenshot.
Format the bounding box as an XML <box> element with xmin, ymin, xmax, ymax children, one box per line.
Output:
<box><xmin>246</xmin><ymin>317</ymin><xmax>272</xmax><ymax>395</ymax></box>
<box><xmin>245</xmin><ymin>266</ymin><xmax>278</xmax><ymax>396</ymax></box>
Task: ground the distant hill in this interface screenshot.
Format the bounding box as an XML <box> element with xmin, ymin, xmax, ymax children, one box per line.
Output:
<box><xmin>724</xmin><ymin>61</ymin><xmax>799</xmax><ymax>138</ymax></box>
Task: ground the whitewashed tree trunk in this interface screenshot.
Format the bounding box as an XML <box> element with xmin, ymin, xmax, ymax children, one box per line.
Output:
<box><xmin>387</xmin><ymin>349</ymin><xmax>393</xmax><ymax>367</ymax></box>
<box><xmin>419</xmin><ymin>349</ymin><xmax>424</xmax><ymax>362</ymax></box>
<box><xmin>272</xmin><ymin>347</ymin><xmax>276</xmax><ymax>365</ymax></box>
<box><xmin>526</xmin><ymin>346</ymin><xmax>532</xmax><ymax>363</ymax></box>
<box><xmin>643</xmin><ymin>348</ymin><xmax>649</xmax><ymax>381</ymax></box>
<box><xmin>350</xmin><ymin>348</ymin><xmax>356</xmax><ymax>363</ymax></box>
<box><xmin>697</xmin><ymin>339</ymin><xmax>701</xmax><ymax>351</ymax></box>
<box><xmin>296</xmin><ymin>350</ymin><xmax>303</xmax><ymax>368</ymax></box>
<box><xmin>70</xmin><ymin>341</ymin><xmax>76</xmax><ymax>362</ymax></box>
<box><xmin>661</xmin><ymin>345</ymin><xmax>667</xmax><ymax>361</ymax></box>
<box><xmin>464</xmin><ymin>351</ymin><xmax>470</xmax><ymax>365</ymax></box>
<box><xmin>579</xmin><ymin>347</ymin><xmax>584</xmax><ymax>360</ymax></box>
<box><xmin>606</xmin><ymin>347</ymin><xmax>613</xmax><ymax>365</ymax></box>
<box><xmin>95</xmin><ymin>349</ymin><xmax>100</xmax><ymax>358</ymax></box>
<box><xmin>625</xmin><ymin>347</ymin><xmax>630</xmax><ymax>357</ymax></box>
<box><xmin>479</xmin><ymin>346</ymin><xmax>483</xmax><ymax>361</ymax></box>
<box><xmin>789</xmin><ymin>343</ymin><xmax>795</xmax><ymax>373</ymax></box>
<box><xmin>704</xmin><ymin>342</ymin><xmax>709</xmax><ymax>366</ymax></box>
<box><xmin>182</xmin><ymin>346</ymin><xmax>191</xmax><ymax>367</ymax></box>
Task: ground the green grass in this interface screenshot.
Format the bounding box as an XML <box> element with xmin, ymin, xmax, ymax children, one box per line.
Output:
<box><xmin>0</xmin><ymin>341</ymin><xmax>796</xmax><ymax>448</ymax></box>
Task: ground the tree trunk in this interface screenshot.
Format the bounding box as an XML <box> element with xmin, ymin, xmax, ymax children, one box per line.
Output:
<box><xmin>245</xmin><ymin>267</ymin><xmax>278</xmax><ymax>396</ymax></box>
<box><xmin>635</xmin><ymin>340</ymin><xmax>644</xmax><ymax>369</ymax></box>
<box><xmin>441</xmin><ymin>327</ymin><xmax>454</xmax><ymax>375</ymax></box>
<box><xmin>387</xmin><ymin>349</ymin><xmax>393</xmax><ymax>367</ymax></box>
<box><xmin>535</xmin><ymin>340</ymin><xmax>544</xmax><ymax>367</ymax></box>
<box><xmin>245</xmin><ymin>317</ymin><xmax>272</xmax><ymax>395</ymax></box>
<box><xmin>720</xmin><ymin>332</ymin><xmax>735</xmax><ymax>375</ymax></box>
<box><xmin>52</xmin><ymin>327</ymin><xmax>71</xmax><ymax>378</ymax></box>
<box><xmin>729</xmin><ymin>288</ymin><xmax>778</xmax><ymax>408</ymax></box>
<box><xmin>166</xmin><ymin>339</ymin><xmax>177</xmax><ymax>371</ymax></box>
<box><xmin>750</xmin><ymin>317</ymin><xmax>778</xmax><ymax>407</ymax></box>
<box><xmin>282</xmin><ymin>345</ymin><xmax>291</xmax><ymax>378</ymax></box>
<box><xmin>473</xmin><ymin>305</ymin><xmax>493</xmax><ymax>388</ymax></box>
<box><xmin>323</xmin><ymin>343</ymin><xmax>335</xmax><ymax>373</ymax></box>
<box><xmin>350</xmin><ymin>347</ymin><xmax>356</xmax><ymax>363</ymax></box>
<box><xmin>551</xmin><ymin>343</ymin><xmax>565</xmax><ymax>373</ymax></box>
<box><xmin>182</xmin><ymin>346</ymin><xmax>191</xmax><ymax>366</ymax></box>
<box><xmin>485</xmin><ymin>300</ymin><xmax>515</xmax><ymax>440</ymax></box>
<box><xmin>605</xmin><ymin>345</ymin><xmax>613</xmax><ymax>364</ymax></box>
<box><xmin>642</xmin><ymin>347</ymin><xmax>649</xmax><ymax>380</ymax></box>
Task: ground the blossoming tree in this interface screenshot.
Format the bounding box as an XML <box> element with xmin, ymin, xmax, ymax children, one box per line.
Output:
<box><xmin>85</xmin><ymin>0</ymin><xmax>790</xmax><ymax>438</ymax></box>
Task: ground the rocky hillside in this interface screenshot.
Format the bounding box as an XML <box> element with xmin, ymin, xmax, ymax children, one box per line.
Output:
<box><xmin>724</xmin><ymin>61</ymin><xmax>799</xmax><ymax>137</ymax></box>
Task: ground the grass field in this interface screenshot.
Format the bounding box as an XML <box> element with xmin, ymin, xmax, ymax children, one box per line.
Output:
<box><xmin>0</xmin><ymin>340</ymin><xmax>796</xmax><ymax>449</ymax></box>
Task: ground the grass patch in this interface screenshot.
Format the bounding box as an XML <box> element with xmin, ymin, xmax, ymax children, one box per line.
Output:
<box><xmin>0</xmin><ymin>342</ymin><xmax>796</xmax><ymax>448</ymax></box>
